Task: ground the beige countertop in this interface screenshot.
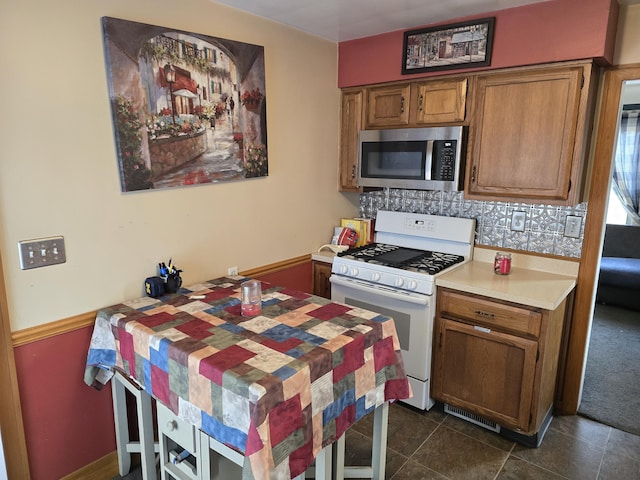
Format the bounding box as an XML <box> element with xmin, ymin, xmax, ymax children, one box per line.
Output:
<box><xmin>312</xmin><ymin>245</ymin><xmax>578</xmax><ymax>310</ymax></box>
<box><xmin>435</xmin><ymin>248</ymin><xmax>578</xmax><ymax>311</ymax></box>
<box><xmin>311</xmin><ymin>249</ymin><xmax>337</xmax><ymax>263</ymax></box>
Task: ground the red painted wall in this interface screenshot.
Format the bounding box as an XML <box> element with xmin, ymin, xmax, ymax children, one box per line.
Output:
<box><xmin>14</xmin><ymin>327</ymin><xmax>116</xmax><ymax>480</ymax></box>
<box><xmin>255</xmin><ymin>262</ymin><xmax>313</xmax><ymax>294</ymax></box>
<box><xmin>338</xmin><ymin>0</ymin><xmax>619</xmax><ymax>88</ymax></box>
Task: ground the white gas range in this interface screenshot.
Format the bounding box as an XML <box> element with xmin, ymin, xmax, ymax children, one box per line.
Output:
<box><xmin>330</xmin><ymin>210</ymin><xmax>476</xmax><ymax>410</ymax></box>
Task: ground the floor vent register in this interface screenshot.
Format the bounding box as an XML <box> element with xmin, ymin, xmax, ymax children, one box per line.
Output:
<box><xmin>444</xmin><ymin>404</ymin><xmax>501</xmax><ymax>433</ymax></box>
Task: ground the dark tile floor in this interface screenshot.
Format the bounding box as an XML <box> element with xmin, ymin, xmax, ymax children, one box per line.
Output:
<box><xmin>343</xmin><ymin>402</ymin><xmax>640</xmax><ymax>480</ymax></box>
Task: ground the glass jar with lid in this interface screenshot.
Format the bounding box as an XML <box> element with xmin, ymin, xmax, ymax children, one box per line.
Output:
<box><xmin>494</xmin><ymin>252</ymin><xmax>511</xmax><ymax>275</ymax></box>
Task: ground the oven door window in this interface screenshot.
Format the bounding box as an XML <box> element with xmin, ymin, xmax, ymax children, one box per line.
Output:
<box><xmin>361</xmin><ymin>141</ymin><xmax>427</xmax><ymax>180</ymax></box>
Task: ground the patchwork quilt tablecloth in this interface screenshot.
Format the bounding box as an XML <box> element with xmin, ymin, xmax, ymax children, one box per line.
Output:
<box><xmin>84</xmin><ymin>276</ymin><xmax>411</xmax><ymax>480</ymax></box>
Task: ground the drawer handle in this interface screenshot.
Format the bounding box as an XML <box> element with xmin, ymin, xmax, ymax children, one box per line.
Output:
<box><xmin>474</xmin><ymin>310</ymin><xmax>495</xmax><ymax>319</ymax></box>
<box><xmin>167</xmin><ymin>420</ymin><xmax>178</xmax><ymax>432</ymax></box>
<box><xmin>474</xmin><ymin>325</ymin><xmax>491</xmax><ymax>334</ymax></box>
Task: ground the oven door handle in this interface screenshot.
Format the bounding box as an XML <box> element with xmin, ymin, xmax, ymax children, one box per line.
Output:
<box><xmin>329</xmin><ymin>276</ymin><xmax>430</xmax><ymax>306</ymax></box>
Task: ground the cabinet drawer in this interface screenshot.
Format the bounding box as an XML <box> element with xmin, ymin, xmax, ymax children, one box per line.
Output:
<box><xmin>438</xmin><ymin>289</ymin><xmax>541</xmax><ymax>337</ymax></box>
<box><xmin>157</xmin><ymin>402</ymin><xmax>197</xmax><ymax>453</ymax></box>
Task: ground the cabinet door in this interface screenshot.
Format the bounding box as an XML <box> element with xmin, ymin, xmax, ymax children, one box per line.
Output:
<box><xmin>412</xmin><ymin>78</ymin><xmax>467</xmax><ymax>125</ymax></box>
<box><xmin>432</xmin><ymin>316</ymin><xmax>538</xmax><ymax>432</ymax></box>
<box><xmin>339</xmin><ymin>90</ymin><xmax>364</xmax><ymax>192</ymax></box>
<box><xmin>312</xmin><ymin>261</ymin><xmax>332</xmax><ymax>299</ymax></box>
<box><xmin>467</xmin><ymin>65</ymin><xmax>585</xmax><ymax>203</ymax></box>
<box><xmin>366</xmin><ymin>84</ymin><xmax>411</xmax><ymax>127</ymax></box>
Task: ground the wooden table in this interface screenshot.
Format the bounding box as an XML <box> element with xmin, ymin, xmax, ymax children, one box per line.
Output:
<box><xmin>85</xmin><ymin>276</ymin><xmax>411</xmax><ymax>479</ymax></box>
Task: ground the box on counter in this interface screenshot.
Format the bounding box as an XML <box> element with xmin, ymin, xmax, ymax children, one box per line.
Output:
<box><xmin>341</xmin><ymin>218</ymin><xmax>373</xmax><ymax>247</ymax></box>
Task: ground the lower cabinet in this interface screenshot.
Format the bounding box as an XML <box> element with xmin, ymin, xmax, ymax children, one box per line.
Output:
<box><xmin>312</xmin><ymin>260</ymin><xmax>332</xmax><ymax>298</ymax></box>
<box><xmin>157</xmin><ymin>402</ymin><xmax>200</xmax><ymax>480</ymax></box>
<box><xmin>432</xmin><ymin>288</ymin><xmax>567</xmax><ymax>438</ymax></box>
<box><xmin>157</xmin><ymin>403</ymin><xmax>243</xmax><ymax>480</ymax></box>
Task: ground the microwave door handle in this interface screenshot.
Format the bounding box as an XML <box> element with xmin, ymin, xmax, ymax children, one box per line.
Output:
<box><xmin>424</xmin><ymin>140</ymin><xmax>434</xmax><ymax>180</ymax></box>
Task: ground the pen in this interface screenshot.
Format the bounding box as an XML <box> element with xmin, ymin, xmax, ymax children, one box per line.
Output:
<box><xmin>172</xmin><ymin>449</ymin><xmax>190</xmax><ymax>464</ymax></box>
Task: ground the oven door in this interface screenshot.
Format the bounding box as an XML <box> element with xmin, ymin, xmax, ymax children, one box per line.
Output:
<box><xmin>330</xmin><ymin>275</ymin><xmax>435</xmax><ymax>409</ymax></box>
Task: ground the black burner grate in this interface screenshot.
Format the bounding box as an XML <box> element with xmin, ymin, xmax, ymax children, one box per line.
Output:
<box><xmin>338</xmin><ymin>243</ymin><xmax>464</xmax><ymax>274</ymax></box>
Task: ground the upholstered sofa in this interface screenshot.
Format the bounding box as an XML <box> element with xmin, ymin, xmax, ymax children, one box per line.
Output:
<box><xmin>596</xmin><ymin>224</ymin><xmax>640</xmax><ymax>311</ymax></box>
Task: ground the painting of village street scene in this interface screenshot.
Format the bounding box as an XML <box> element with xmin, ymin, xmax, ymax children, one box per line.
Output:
<box><xmin>402</xmin><ymin>18</ymin><xmax>495</xmax><ymax>75</ymax></box>
<box><xmin>102</xmin><ymin>17</ymin><xmax>268</xmax><ymax>192</ymax></box>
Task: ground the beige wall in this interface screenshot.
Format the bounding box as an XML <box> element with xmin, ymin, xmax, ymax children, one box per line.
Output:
<box><xmin>615</xmin><ymin>3</ymin><xmax>640</xmax><ymax>64</ymax></box>
<box><xmin>0</xmin><ymin>0</ymin><xmax>357</xmax><ymax>331</ymax></box>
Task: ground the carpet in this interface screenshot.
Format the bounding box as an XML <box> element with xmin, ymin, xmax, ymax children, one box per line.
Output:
<box><xmin>578</xmin><ymin>303</ymin><xmax>640</xmax><ymax>436</ymax></box>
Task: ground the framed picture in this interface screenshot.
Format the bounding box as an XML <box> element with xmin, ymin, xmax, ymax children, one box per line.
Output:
<box><xmin>402</xmin><ymin>17</ymin><xmax>495</xmax><ymax>75</ymax></box>
<box><xmin>102</xmin><ymin>17</ymin><xmax>268</xmax><ymax>192</ymax></box>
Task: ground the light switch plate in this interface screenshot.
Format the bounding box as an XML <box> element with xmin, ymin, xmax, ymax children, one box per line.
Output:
<box><xmin>510</xmin><ymin>211</ymin><xmax>526</xmax><ymax>232</ymax></box>
<box><xmin>564</xmin><ymin>215</ymin><xmax>582</xmax><ymax>238</ymax></box>
<box><xmin>18</xmin><ymin>236</ymin><xmax>66</xmax><ymax>270</ymax></box>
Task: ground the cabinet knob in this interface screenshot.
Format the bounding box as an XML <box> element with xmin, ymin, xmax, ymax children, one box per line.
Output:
<box><xmin>167</xmin><ymin>420</ymin><xmax>178</xmax><ymax>432</ymax></box>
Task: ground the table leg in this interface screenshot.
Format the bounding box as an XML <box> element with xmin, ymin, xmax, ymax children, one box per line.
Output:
<box><xmin>333</xmin><ymin>435</ymin><xmax>345</xmax><ymax>480</ymax></box>
<box><xmin>314</xmin><ymin>445</ymin><xmax>332</xmax><ymax>480</ymax></box>
<box><xmin>136</xmin><ymin>387</ymin><xmax>157</xmax><ymax>480</ymax></box>
<box><xmin>332</xmin><ymin>401</ymin><xmax>389</xmax><ymax>480</ymax></box>
<box><xmin>112</xmin><ymin>371</ymin><xmax>158</xmax><ymax>480</ymax></box>
<box><xmin>111</xmin><ymin>376</ymin><xmax>131</xmax><ymax>477</ymax></box>
<box><xmin>371</xmin><ymin>401</ymin><xmax>389</xmax><ymax>480</ymax></box>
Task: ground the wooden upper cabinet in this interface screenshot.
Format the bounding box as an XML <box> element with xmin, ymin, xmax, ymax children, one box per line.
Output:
<box><xmin>466</xmin><ymin>61</ymin><xmax>595</xmax><ymax>204</ymax></box>
<box><xmin>339</xmin><ymin>89</ymin><xmax>364</xmax><ymax>192</ymax></box>
<box><xmin>366</xmin><ymin>83</ymin><xmax>411</xmax><ymax>127</ymax></box>
<box><xmin>365</xmin><ymin>79</ymin><xmax>468</xmax><ymax>128</ymax></box>
<box><xmin>410</xmin><ymin>78</ymin><xmax>468</xmax><ymax>125</ymax></box>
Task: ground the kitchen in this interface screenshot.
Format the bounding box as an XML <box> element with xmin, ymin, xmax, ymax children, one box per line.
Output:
<box><xmin>1</xmin><ymin>0</ymin><xmax>639</xmax><ymax>479</ymax></box>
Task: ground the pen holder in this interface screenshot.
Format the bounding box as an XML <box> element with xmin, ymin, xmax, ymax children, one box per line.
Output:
<box><xmin>165</xmin><ymin>273</ymin><xmax>182</xmax><ymax>294</ymax></box>
<box><xmin>145</xmin><ymin>276</ymin><xmax>165</xmax><ymax>298</ymax></box>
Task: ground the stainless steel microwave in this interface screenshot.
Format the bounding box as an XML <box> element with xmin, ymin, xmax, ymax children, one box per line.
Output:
<box><xmin>357</xmin><ymin>126</ymin><xmax>466</xmax><ymax>191</ymax></box>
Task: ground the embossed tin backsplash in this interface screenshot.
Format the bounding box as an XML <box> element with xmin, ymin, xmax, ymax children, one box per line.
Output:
<box><xmin>359</xmin><ymin>189</ymin><xmax>586</xmax><ymax>258</ymax></box>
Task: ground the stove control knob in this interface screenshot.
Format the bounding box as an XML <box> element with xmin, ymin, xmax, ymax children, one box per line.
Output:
<box><xmin>350</xmin><ymin>267</ymin><xmax>360</xmax><ymax>276</ymax></box>
<box><xmin>395</xmin><ymin>278</ymin><xmax>404</xmax><ymax>287</ymax></box>
<box><xmin>338</xmin><ymin>265</ymin><xmax>349</xmax><ymax>275</ymax></box>
<box><xmin>371</xmin><ymin>272</ymin><xmax>381</xmax><ymax>282</ymax></box>
<box><xmin>408</xmin><ymin>280</ymin><xmax>418</xmax><ymax>290</ymax></box>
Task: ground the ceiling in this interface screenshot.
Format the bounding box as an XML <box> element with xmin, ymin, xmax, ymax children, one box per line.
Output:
<box><xmin>213</xmin><ymin>0</ymin><xmax>640</xmax><ymax>42</ymax></box>
<box><xmin>212</xmin><ymin>0</ymin><xmax>553</xmax><ymax>42</ymax></box>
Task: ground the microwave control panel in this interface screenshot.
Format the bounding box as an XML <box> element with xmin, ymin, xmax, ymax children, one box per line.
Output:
<box><xmin>431</xmin><ymin>140</ymin><xmax>457</xmax><ymax>181</ymax></box>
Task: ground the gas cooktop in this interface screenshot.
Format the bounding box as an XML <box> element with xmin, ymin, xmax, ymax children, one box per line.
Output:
<box><xmin>338</xmin><ymin>243</ymin><xmax>465</xmax><ymax>275</ymax></box>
